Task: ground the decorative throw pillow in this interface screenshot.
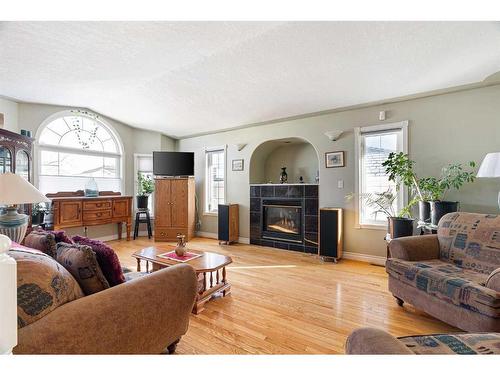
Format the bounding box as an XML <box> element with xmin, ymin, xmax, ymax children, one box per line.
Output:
<box><xmin>486</xmin><ymin>268</ymin><xmax>500</xmax><ymax>292</ymax></box>
<box><xmin>9</xmin><ymin>248</ymin><xmax>84</xmax><ymax>328</ymax></box>
<box><xmin>56</xmin><ymin>243</ymin><xmax>110</xmax><ymax>295</ymax></box>
<box><xmin>72</xmin><ymin>236</ymin><xmax>125</xmax><ymax>287</ymax></box>
<box><xmin>23</xmin><ymin>230</ymin><xmax>57</xmax><ymax>258</ymax></box>
<box><xmin>48</xmin><ymin>230</ymin><xmax>74</xmax><ymax>244</ymax></box>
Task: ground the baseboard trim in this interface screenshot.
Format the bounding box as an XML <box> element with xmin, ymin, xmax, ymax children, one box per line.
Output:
<box><xmin>342</xmin><ymin>251</ymin><xmax>386</xmax><ymax>266</ymax></box>
<box><xmin>196</xmin><ymin>231</ymin><xmax>217</xmax><ymax>239</ymax></box>
<box><xmin>97</xmin><ymin>231</ymin><xmax>150</xmax><ymax>242</ymax></box>
<box><xmin>195</xmin><ymin>231</ymin><xmax>250</xmax><ymax>244</ymax></box>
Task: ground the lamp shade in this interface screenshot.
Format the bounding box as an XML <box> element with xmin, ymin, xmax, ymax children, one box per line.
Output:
<box><xmin>477</xmin><ymin>152</ymin><xmax>500</xmax><ymax>178</ymax></box>
<box><xmin>0</xmin><ymin>172</ymin><xmax>50</xmax><ymax>205</ymax></box>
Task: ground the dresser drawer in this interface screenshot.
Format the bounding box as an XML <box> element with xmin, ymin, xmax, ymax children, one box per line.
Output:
<box><xmin>83</xmin><ymin>210</ymin><xmax>112</xmax><ymax>223</ymax></box>
<box><xmin>83</xmin><ymin>200</ymin><xmax>112</xmax><ymax>211</ymax></box>
<box><xmin>154</xmin><ymin>227</ymin><xmax>189</xmax><ymax>241</ymax></box>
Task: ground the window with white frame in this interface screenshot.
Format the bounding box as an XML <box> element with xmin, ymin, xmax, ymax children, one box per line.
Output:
<box><xmin>205</xmin><ymin>147</ymin><xmax>225</xmax><ymax>213</ymax></box>
<box><xmin>134</xmin><ymin>154</ymin><xmax>154</xmax><ymax>216</ymax></box>
<box><xmin>37</xmin><ymin>112</ymin><xmax>123</xmax><ymax>194</ymax></box>
<box><xmin>355</xmin><ymin>121</ymin><xmax>408</xmax><ymax>227</ymax></box>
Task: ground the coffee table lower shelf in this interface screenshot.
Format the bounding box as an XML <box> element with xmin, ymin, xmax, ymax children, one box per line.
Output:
<box><xmin>132</xmin><ymin>247</ymin><xmax>232</xmax><ymax>314</ymax></box>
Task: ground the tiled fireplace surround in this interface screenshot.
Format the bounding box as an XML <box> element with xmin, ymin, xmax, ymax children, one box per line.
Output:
<box><xmin>250</xmin><ymin>184</ymin><xmax>319</xmax><ymax>253</ymax></box>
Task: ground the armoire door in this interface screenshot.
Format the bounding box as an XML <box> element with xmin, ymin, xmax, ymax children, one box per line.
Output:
<box><xmin>154</xmin><ymin>179</ymin><xmax>172</xmax><ymax>227</ymax></box>
<box><xmin>170</xmin><ymin>179</ymin><xmax>188</xmax><ymax>227</ymax></box>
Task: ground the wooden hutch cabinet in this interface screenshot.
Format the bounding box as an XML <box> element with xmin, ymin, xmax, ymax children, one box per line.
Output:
<box><xmin>47</xmin><ymin>192</ymin><xmax>133</xmax><ymax>240</ymax></box>
<box><xmin>154</xmin><ymin>177</ymin><xmax>195</xmax><ymax>241</ymax></box>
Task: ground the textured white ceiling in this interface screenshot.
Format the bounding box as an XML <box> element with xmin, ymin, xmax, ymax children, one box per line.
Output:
<box><xmin>1</xmin><ymin>21</ymin><xmax>500</xmax><ymax>138</ymax></box>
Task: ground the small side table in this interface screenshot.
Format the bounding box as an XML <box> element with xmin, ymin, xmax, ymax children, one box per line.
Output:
<box><xmin>134</xmin><ymin>209</ymin><xmax>152</xmax><ymax>240</ymax></box>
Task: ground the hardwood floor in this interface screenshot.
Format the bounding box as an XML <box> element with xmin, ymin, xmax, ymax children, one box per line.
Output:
<box><xmin>110</xmin><ymin>236</ymin><xmax>457</xmax><ymax>354</ymax></box>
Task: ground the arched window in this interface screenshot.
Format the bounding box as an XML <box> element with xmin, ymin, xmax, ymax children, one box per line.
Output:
<box><xmin>37</xmin><ymin>110</ymin><xmax>123</xmax><ymax>194</ymax></box>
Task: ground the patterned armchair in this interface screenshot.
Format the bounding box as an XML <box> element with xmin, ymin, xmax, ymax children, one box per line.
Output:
<box><xmin>386</xmin><ymin>212</ymin><xmax>500</xmax><ymax>332</ymax></box>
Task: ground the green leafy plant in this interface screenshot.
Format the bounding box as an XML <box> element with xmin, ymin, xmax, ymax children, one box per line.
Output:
<box><xmin>346</xmin><ymin>189</ymin><xmax>413</xmax><ymax>219</ymax></box>
<box><xmin>32</xmin><ymin>202</ymin><xmax>48</xmax><ymax>216</ymax></box>
<box><xmin>382</xmin><ymin>152</ymin><xmax>423</xmax><ymax>200</ymax></box>
<box><xmin>419</xmin><ymin>161</ymin><xmax>476</xmax><ymax>201</ymax></box>
<box><xmin>137</xmin><ymin>172</ymin><xmax>154</xmax><ymax>196</ymax></box>
<box><xmin>382</xmin><ymin>152</ymin><xmax>476</xmax><ymax>202</ymax></box>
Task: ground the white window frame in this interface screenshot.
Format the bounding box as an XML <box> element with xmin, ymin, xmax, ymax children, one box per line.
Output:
<box><xmin>35</xmin><ymin>110</ymin><xmax>124</xmax><ymax>194</ymax></box>
<box><xmin>134</xmin><ymin>153</ymin><xmax>154</xmax><ymax>217</ymax></box>
<box><xmin>204</xmin><ymin>145</ymin><xmax>227</xmax><ymax>216</ymax></box>
<box><xmin>354</xmin><ymin>120</ymin><xmax>409</xmax><ymax>230</ymax></box>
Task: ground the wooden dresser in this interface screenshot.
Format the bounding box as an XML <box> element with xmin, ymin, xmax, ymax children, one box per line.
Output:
<box><xmin>154</xmin><ymin>177</ymin><xmax>195</xmax><ymax>241</ymax></box>
<box><xmin>47</xmin><ymin>191</ymin><xmax>133</xmax><ymax>240</ymax></box>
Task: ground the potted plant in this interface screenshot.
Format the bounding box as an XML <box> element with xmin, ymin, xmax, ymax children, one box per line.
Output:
<box><xmin>382</xmin><ymin>152</ymin><xmax>427</xmax><ymax>223</ymax></box>
<box><xmin>348</xmin><ymin>189</ymin><xmax>415</xmax><ymax>239</ymax></box>
<box><xmin>32</xmin><ymin>203</ymin><xmax>47</xmax><ymax>225</ymax></box>
<box><xmin>137</xmin><ymin>172</ymin><xmax>154</xmax><ymax>210</ymax></box>
<box><xmin>419</xmin><ymin>161</ymin><xmax>476</xmax><ymax>225</ymax></box>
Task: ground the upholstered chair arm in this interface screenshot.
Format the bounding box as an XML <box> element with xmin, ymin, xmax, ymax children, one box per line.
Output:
<box><xmin>345</xmin><ymin>328</ymin><xmax>414</xmax><ymax>354</ymax></box>
<box><xmin>389</xmin><ymin>234</ymin><xmax>440</xmax><ymax>261</ymax></box>
<box><xmin>14</xmin><ymin>264</ymin><xmax>197</xmax><ymax>354</ymax></box>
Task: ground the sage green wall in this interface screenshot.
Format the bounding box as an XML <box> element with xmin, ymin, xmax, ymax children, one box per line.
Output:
<box><xmin>264</xmin><ymin>143</ymin><xmax>318</xmax><ymax>184</ymax></box>
<box><xmin>0</xmin><ymin>97</ymin><xmax>19</xmax><ymax>132</ymax></box>
<box><xmin>17</xmin><ymin>102</ymin><xmax>175</xmax><ymax>239</ymax></box>
<box><xmin>178</xmin><ymin>84</ymin><xmax>500</xmax><ymax>258</ymax></box>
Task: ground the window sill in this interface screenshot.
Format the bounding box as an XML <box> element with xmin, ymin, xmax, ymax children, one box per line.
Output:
<box><xmin>203</xmin><ymin>211</ymin><xmax>218</xmax><ymax>217</ymax></box>
<box><xmin>355</xmin><ymin>223</ymin><xmax>388</xmax><ymax>231</ymax></box>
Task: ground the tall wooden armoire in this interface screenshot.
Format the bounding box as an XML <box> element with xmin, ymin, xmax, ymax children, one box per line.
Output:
<box><xmin>154</xmin><ymin>177</ymin><xmax>195</xmax><ymax>241</ymax></box>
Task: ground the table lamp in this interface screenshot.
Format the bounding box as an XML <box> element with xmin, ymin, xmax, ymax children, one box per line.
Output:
<box><xmin>477</xmin><ymin>152</ymin><xmax>500</xmax><ymax>210</ymax></box>
<box><xmin>0</xmin><ymin>172</ymin><xmax>50</xmax><ymax>243</ymax></box>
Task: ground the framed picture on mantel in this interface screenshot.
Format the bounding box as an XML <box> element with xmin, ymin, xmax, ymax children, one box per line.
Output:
<box><xmin>325</xmin><ymin>151</ymin><xmax>345</xmax><ymax>168</ymax></box>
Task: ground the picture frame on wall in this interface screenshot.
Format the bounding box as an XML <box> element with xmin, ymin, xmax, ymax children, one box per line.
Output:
<box><xmin>325</xmin><ymin>151</ymin><xmax>345</xmax><ymax>168</ymax></box>
<box><xmin>232</xmin><ymin>159</ymin><xmax>244</xmax><ymax>171</ymax></box>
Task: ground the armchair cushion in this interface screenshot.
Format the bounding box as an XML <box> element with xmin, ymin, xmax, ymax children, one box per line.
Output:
<box><xmin>438</xmin><ymin>212</ymin><xmax>500</xmax><ymax>274</ymax></box>
<box><xmin>56</xmin><ymin>243</ymin><xmax>110</xmax><ymax>295</ymax></box>
<box><xmin>389</xmin><ymin>235</ymin><xmax>440</xmax><ymax>261</ymax></box>
<box><xmin>398</xmin><ymin>333</ymin><xmax>500</xmax><ymax>354</ymax></box>
<box><xmin>9</xmin><ymin>248</ymin><xmax>84</xmax><ymax>328</ymax></box>
<box><xmin>486</xmin><ymin>268</ymin><xmax>500</xmax><ymax>292</ymax></box>
<box><xmin>23</xmin><ymin>230</ymin><xmax>57</xmax><ymax>258</ymax></box>
<box><xmin>72</xmin><ymin>236</ymin><xmax>125</xmax><ymax>287</ymax></box>
<box><xmin>386</xmin><ymin>258</ymin><xmax>500</xmax><ymax>318</ymax></box>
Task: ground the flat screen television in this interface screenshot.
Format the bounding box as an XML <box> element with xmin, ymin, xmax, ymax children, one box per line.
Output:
<box><xmin>153</xmin><ymin>151</ymin><xmax>194</xmax><ymax>176</ymax></box>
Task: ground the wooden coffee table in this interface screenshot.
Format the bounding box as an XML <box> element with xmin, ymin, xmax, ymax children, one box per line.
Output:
<box><xmin>132</xmin><ymin>246</ymin><xmax>232</xmax><ymax>314</ymax></box>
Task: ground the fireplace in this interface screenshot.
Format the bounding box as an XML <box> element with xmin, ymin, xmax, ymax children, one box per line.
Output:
<box><xmin>262</xmin><ymin>199</ymin><xmax>303</xmax><ymax>243</ymax></box>
<box><xmin>250</xmin><ymin>184</ymin><xmax>318</xmax><ymax>253</ymax></box>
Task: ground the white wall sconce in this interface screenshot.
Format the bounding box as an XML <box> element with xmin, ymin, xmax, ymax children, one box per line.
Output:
<box><xmin>236</xmin><ymin>143</ymin><xmax>247</xmax><ymax>151</ymax></box>
<box><xmin>324</xmin><ymin>130</ymin><xmax>343</xmax><ymax>142</ymax></box>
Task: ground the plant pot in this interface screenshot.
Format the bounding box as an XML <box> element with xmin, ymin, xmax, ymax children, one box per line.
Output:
<box><xmin>430</xmin><ymin>201</ymin><xmax>459</xmax><ymax>226</ymax></box>
<box><xmin>136</xmin><ymin>195</ymin><xmax>149</xmax><ymax>210</ymax></box>
<box><xmin>32</xmin><ymin>212</ymin><xmax>44</xmax><ymax>225</ymax></box>
<box><xmin>418</xmin><ymin>201</ymin><xmax>431</xmax><ymax>223</ymax></box>
<box><xmin>388</xmin><ymin>217</ymin><xmax>415</xmax><ymax>239</ymax></box>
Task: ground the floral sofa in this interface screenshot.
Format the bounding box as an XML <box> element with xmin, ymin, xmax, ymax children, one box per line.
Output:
<box><xmin>346</xmin><ymin>327</ymin><xmax>500</xmax><ymax>354</ymax></box>
<box><xmin>386</xmin><ymin>212</ymin><xmax>500</xmax><ymax>332</ymax></box>
<box><xmin>11</xmin><ymin>230</ymin><xmax>197</xmax><ymax>354</ymax></box>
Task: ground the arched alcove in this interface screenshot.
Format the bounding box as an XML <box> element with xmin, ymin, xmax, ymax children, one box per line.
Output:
<box><xmin>249</xmin><ymin>137</ymin><xmax>319</xmax><ymax>184</ymax></box>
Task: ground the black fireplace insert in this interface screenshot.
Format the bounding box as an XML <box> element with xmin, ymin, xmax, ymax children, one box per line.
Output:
<box><xmin>262</xmin><ymin>199</ymin><xmax>303</xmax><ymax>243</ymax></box>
